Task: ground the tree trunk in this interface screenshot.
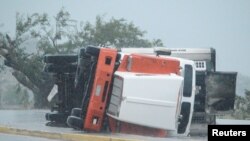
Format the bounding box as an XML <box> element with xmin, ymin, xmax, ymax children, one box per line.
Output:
<box><xmin>0</xmin><ymin>34</ymin><xmax>53</xmax><ymax>108</ymax></box>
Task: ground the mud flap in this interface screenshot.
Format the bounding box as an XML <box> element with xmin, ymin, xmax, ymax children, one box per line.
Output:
<box><xmin>47</xmin><ymin>84</ymin><xmax>58</xmax><ymax>102</ymax></box>
<box><xmin>205</xmin><ymin>71</ymin><xmax>237</xmax><ymax>113</ymax></box>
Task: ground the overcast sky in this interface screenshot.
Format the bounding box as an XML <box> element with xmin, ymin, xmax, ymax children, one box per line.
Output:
<box><xmin>0</xmin><ymin>0</ymin><xmax>249</xmax><ymax>76</ymax></box>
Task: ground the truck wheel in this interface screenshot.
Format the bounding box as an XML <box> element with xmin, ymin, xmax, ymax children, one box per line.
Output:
<box><xmin>79</xmin><ymin>48</ymin><xmax>91</xmax><ymax>59</ymax></box>
<box><xmin>44</xmin><ymin>54</ymin><xmax>78</xmax><ymax>64</ymax></box>
<box><xmin>74</xmin><ymin>70</ymin><xmax>84</xmax><ymax>89</ymax></box>
<box><xmin>116</xmin><ymin>53</ymin><xmax>121</xmax><ymax>62</ymax></box>
<box><xmin>71</xmin><ymin>108</ymin><xmax>82</xmax><ymax>117</ymax></box>
<box><xmin>45</xmin><ymin>113</ymin><xmax>67</xmax><ymax>123</ymax></box>
<box><xmin>45</xmin><ymin>121</ymin><xmax>67</xmax><ymax>127</ymax></box>
<box><xmin>44</xmin><ymin>64</ymin><xmax>77</xmax><ymax>73</ymax></box>
<box><xmin>85</xmin><ymin>46</ymin><xmax>100</xmax><ymax>57</ymax></box>
<box><xmin>67</xmin><ymin>116</ymin><xmax>83</xmax><ymax>130</ymax></box>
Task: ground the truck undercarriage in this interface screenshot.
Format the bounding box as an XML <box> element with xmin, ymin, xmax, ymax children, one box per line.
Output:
<box><xmin>43</xmin><ymin>46</ymin><xmax>237</xmax><ymax>137</ymax></box>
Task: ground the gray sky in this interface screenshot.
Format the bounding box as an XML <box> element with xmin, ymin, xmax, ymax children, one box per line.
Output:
<box><xmin>0</xmin><ymin>0</ymin><xmax>249</xmax><ymax>76</ymax></box>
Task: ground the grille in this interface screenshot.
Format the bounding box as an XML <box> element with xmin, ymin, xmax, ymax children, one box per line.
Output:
<box><xmin>107</xmin><ymin>77</ymin><xmax>123</xmax><ymax>116</ymax></box>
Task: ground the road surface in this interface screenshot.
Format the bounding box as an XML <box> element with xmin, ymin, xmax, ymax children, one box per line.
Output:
<box><xmin>0</xmin><ymin>110</ymin><xmax>207</xmax><ymax>141</ymax></box>
<box><xmin>0</xmin><ymin>133</ymin><xmax>62</xmax><ymax>141</ymax></box>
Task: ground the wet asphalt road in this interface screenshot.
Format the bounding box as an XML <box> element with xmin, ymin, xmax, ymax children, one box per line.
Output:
<box><xmin>0</xmin><ymin>110</ymin><xmax>207</xmax><ymax>141</ymax></box>
<box><xmin>0</xmin><ymin>133</ymin><xmax>62</xmax><ymax>141</ymax></box>
<box><xmin>0</xmin><ymin>110</ymin><xmax>76</xmax><ymax>133</ymax></box>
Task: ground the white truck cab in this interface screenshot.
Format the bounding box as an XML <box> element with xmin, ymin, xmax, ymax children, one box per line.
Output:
<box><xmin>107</xmin><ymin>55</ymin><xmax>196</xmax><ymax>136</ymax></box>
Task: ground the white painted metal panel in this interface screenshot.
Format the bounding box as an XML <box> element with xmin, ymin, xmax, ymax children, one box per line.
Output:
<box><xmin>120</xmin><ymin>47</ymin><xmax>213</xmax><ymax>61</ymax></box>
<box><xmin>107</xmin><ymin>72</ymin><xmax>183</xmax><ymax>130</ymax></box>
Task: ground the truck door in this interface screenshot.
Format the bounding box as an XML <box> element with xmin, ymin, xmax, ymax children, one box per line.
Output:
<box><xmin>205</xmin><ymin>71</ymin><xmax>237</xmax><ymax>113</ymax></box>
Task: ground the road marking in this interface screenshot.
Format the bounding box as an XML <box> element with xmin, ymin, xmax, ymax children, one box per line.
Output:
<box><xmin>0</xmin><ymin>126</ymin><xmax>138</xmax><ymax>141</ymax></box>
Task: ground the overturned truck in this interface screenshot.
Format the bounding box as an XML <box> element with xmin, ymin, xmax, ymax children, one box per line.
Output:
<box><xmin>43</xmin><ymin>46</ymin><xmax>237</xmax><ymax>137</ymax></box>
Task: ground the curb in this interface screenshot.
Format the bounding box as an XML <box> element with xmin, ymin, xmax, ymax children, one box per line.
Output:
<box><xmin>0</xmin><ymin>126</ymin><xmax>138</xmax><ymax>141</ymax></box>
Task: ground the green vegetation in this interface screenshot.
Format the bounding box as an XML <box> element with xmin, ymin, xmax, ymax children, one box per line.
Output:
<box><xmin>0</xmin><ymin>8</ymin><xmax>163</xmax><ymax>108</ymax></box>
<box><xmin>232</xmin><ymin>90</ymin><xmax>250</xmax><ymax>119</ymax></box>
<box><xmin>1</xmin><ymin>84</ymin><xmax>31</xmax><ymax>108</ymax></box>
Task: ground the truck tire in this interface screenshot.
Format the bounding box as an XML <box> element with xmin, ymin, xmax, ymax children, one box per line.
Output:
<box><xmin>74</xmin><ymin>69</ymin><xmax>84</xmax><ymax>89</ymax></box>
<box><xmin>85</xmin><ymin>46</ymin><xmax>100</xmax><ymax>57</ymax></box>
<box><xmin>75</xmin><ymin>59</ymin><xmax>92</xmax><ymax>89</ymax></box>
<box><xmin>44</xmin><ymin>54</ymin><xmax>78</xmax><ymax>64</ymax></box>
<box><xmin>79</xmin><ymin>48</ymin><xmax>91</xmax><ymax>59</ymax></box>
<box><xmin>45</xmin><ymin>113</ymin><xmax>67</xmax><ymax>123</ymax></box>
<box><xmin>44</xmin><ymin>64</ymin><xmax>77</xmax><ymax>73</ymax></box>
<box><xmin>67</xmin><ymin>116</ymin><xmax>83</xmax><ymax>130</ymax></box>
<box><xmin>71</xmin><ymin>108</ymin><xmax>82</xmax><ymax>117</ymax></box>
<box><xmin>116</xmin><ymin>53</ymin><xmax>121</xmax><ymax>62</ymax></box>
